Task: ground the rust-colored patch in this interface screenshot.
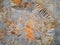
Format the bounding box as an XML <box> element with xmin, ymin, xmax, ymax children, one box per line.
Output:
<box><xmin>24</xmin><ymin>2</ymin><xmax>30</xmax><ymax>8</ymax></box>
<box><xmin>19</xmin><ymin>18</ymin><xmax>24</xmax><ymax>24</ymax></box>
<box><xmin>25</xmin><ymin>20</ymin><xmax>35</xmax><ymax>40</ymax></box>
<box><xmin>12</xmin><ymin>0</ymin><xmax>22</xmax><ymax>5</ymax></box>
<box><xmin>0</xmin><ymin>29</ymin><xmax>6</xmax><ymax>39</ymax></box>
<box><xmin>11</xmin><ymin>28</ymin><xmax>18</xmax><ymax>35</ymax></box>
<box><xmin>10</xmin><ymin>22</ymin><xmax>15</xmax><ymax>28</ymax></box>
<box><xmin>11</xmin><ymin>27</ymin><xmax>22</xmax><ymax>36</ymax></box>
<box><xmin>44</xmin><ymin>22</ymin><xmax>47</xmax><ymax>25</ymax></box>
<box><xmin>48</xmin><ymin>21</ymin><xmax>56</xmax><ymax>30</ymax></box>
<box><xmin>50</xmin><ymin>21</ymin><xmax>56</xmax><ymax>28</ymax></box>
<box><xmin>11</xmin><ymin>30</ymin><xmax>16</xmax><ymax>34</ymax></box>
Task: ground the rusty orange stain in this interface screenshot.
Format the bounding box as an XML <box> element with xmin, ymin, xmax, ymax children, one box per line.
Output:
<box><xmin>11</xmin><ymin>27</ymin><xmax>22</xmax><ymax>36</ymax></box>
<box><xmin>19</xmin><ymin>18</ymin><xmax>24</xmax><ymax>24</ymax></box>
<box><xmin>26</xmin><ymin>26</ymin><xmax>35</xmax><ymax>40</ymax></box>
<box><xmin>24</xmin><ymin>2</ymin><xmax>30</xmax><ymax>8</ymax></box>
<box><xmin>25</xmin><ymin>20</ymin><xmax>35</xmax><ymax>40</ymax></box>
<box><xmin>0</xmin><ymin>29</ymin><xmax>6</xmax><ymax>39</ymax></box>
<box><xmin>12</xmin><ymin>0</ymin><xmax>22</xmax><ymax>5</ymax></box>
<box><xmin>11</xmin><ymin>30</ymin><xmax>16</xmax><ymax>34</ymax></box>
<box><xmin>50</xmin><ymin>21</ymin><xmax>56</xmax><ymax>28</ymax></box>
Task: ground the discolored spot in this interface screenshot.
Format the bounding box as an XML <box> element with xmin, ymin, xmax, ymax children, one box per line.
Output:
<box><xmin>24</xmin><ymin>2</ymin><xmax>30</xmax><ymax>8</ymax></box>
<box><xmin>12</xmin><ymin>0</ymin><xmax>22</xmax><ymax>5</ymax></box>
<box><xmin>19</xmin><ymin>18</ymin><xmax>24</xmax><ymax>24</ymax></box>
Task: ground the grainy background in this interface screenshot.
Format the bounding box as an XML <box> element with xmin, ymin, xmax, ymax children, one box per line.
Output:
<box><xmin>0</xmin><ymin>0</ymin><xmax>60</xmax><ymax>45</ymax></box>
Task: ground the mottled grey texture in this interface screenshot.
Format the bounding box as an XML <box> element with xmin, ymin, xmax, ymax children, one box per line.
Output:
<box><xmin>0</xmin><ymin>0</ymin><xmax>60</xmax><ymax>45</ymax></box>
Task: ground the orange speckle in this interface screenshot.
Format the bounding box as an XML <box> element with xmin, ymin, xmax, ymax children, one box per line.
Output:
<box><xmin>11</xmin><ymin>27</ymin><xmax>22</xmax><ymax>36</ymax></box>
<box><xmin>44</xmin><ymin>22</ymin><xmax>47</xmax><ymax>25</ymax></box>
<box><xmin>6</xmin><ymin>21</ymin><xmax>12</xmax><ymax>26</ymax></box>
<box><xmin>10</xmin><ymin>22</ymin><xmax>15</xmax><ymax>28</ymax></box>
<box><xmin>11</xmin><ymin>29</ymin><xmax>18</xmax><ymax>35</ymax></box>
<box><xmin>26</xmin><ymin>24</ymin><xmax>31</xmax><ymax>28</ymax></box>
<box><xmin>24</xmin><ymin>2</ymin><xmax>30</xmax><ymax>8</ymax></box>
<box><xmin>19</xmin><ymin>18</ymin><xmax>24</xmax><ymax>24</ymax></box>
<box><xmin>4</xmin><ymin>18</ymin><xmax>14</xmax><ymax>27</ymax></box>
<box><xmin>12</xmin><ymin>0</ymin><xmax>22</xmax><ymax>5</ymax></box>
<box><xmin>11</xmin><ymin>31</ymin><xmax>16</xmax><ymax>34</ymax></box>
<box><xmin>48</xmin><ymin>21</ymin><xmax>56</xmax><ymax>30</ymax></box>
<box><xmin>0</xmin><ymin>30</ymin><xmax>6</xmax><ymax>39</ymax></box>
<box><xmin>50</xmin><ymin>22</ymin><xmax>56</xmax><ymax>28</ymax></box>
<box><xmin>25</xmin><ymin>20</ymin><xmax>35</xmax><ymax>40</ymax></box>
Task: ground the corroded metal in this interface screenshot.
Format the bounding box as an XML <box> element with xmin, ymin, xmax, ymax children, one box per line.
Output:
<box><xmin>0</xmin><ymin>0</ymin><xmax>58</xmax><ymax>45</ymax></box>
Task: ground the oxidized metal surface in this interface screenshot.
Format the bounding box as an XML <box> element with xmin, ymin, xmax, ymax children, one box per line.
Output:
<box><xmin>0</xmin><ymin>0</ymin><xmax>60</xmax><ymax>45</ymax></box>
